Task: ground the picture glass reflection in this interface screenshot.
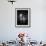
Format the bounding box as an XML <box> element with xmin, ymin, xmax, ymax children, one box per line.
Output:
<box><xmin>17</xmin><ymin>10</ymin><xmax>28</xmax><ymax>25</ymax></box>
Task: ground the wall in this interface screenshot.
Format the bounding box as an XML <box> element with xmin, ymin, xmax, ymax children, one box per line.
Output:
<box><xmin>0</xmin><ymin>0</ymin><xmax>46</xmax><ymax>42</ymax></box>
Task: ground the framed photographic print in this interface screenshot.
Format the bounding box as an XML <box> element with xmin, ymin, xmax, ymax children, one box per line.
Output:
<box><xmin>15</xmin><ymin>8</ymin><xmax>31</xmax><ymax>28</ymax></box>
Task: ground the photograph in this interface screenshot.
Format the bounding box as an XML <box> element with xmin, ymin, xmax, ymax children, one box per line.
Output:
<box><xmin>15</xmin><ymin>8</ymin><xmax>31</xmax><ymax>27</ymax></box>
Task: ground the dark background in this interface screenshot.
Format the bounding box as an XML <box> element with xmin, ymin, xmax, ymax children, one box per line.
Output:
<box><xmin>17</xmin><ymin>10</ymin><xmax>28</xmax><ymax>25</ymax></box>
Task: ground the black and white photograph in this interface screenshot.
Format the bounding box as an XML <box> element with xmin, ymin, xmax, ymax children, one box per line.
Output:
<box><xmin>15</xmin><ymin>8</ymin><xmax>31</xmax><ymax>27</ymax></box>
